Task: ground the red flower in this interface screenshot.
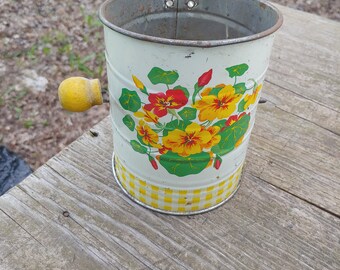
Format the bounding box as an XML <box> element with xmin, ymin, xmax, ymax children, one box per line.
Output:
<box><xmin>225</xmin><ymin>112</ymin><xmax>246</xmax><ymax>127</ymax></box>
<box><xmin>198</xmin><ymin>69</ymin><xmax>213</xmax><ymax>87</ymax></box>
<box><xmin>144</xmin><ymin>89</ymin><xmax>188</xmax><ymax>117</ymax></box>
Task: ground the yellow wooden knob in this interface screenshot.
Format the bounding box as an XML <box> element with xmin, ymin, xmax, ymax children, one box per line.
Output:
<box><xmin>58</xmin><ymin>77</ymin><xmax>103</xmax><ymax>112</ymax></box>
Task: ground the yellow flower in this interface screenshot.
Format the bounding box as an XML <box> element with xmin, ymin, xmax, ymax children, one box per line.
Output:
<box><xmin>136</xmin><ymin>120</ymin><xmax>161</xmax><ymax>148</ymax></box>
<box><xmin>201</xmin><ymin>84</ymin><xmax>226</xmax><ymax>97</ymax></box>
<box><xmin>201</xmin><ymin>87</ymin><xmax>212</xmax><ymax>97</ymax></box>
<box><xmin>134</xmin><ymin>107</ymin><xmax>159</xmax><ymax>124</ymax></box>
<box><xmin>202</xmin><ymin>126</ymin><xmax>221</xmax><ymax>149</ymax></box>
<box><xmin>132</xmin><ymin>75</ymin><xmax>145</xmax><ymax>90</ymax></box>
<box><xmin>243</xmin><ymin>84</ymin><xmax>262</xmax><ymax>110</ymax></box>
<box><xmin>162</xmin><ymin>123</ymin><xmax>212</xmax><ymax>157</ymax></box>
<box><xmin>193</xmin><ymin>85</ymin><xmax>242</xmax><ymax>122</ymax></box>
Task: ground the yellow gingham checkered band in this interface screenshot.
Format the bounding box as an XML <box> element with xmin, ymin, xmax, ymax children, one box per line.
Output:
<box><xmin>114</xmin><ymin>156</ymin><xmax>243</xmax><ymax>213</ymax></box>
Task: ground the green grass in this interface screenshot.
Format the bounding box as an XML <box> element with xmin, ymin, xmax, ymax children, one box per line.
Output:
<box><xmin>81</xmin><ymin>7</ymin><xmax>102</xmax><ymax>28</ymax></box>
<box><xmin>41</xmin><ymin>120</ymin><xmax>49</xmax><ymax>127</ymax></box>
<box><xmin>14</xmin><ymin>107</ymin><xmax>22</xmax><ymax>119</ymax></box>
<box><xmin>23</xmin><ymin>119</ymin><xmax>34</xmax><ymax>129</ymax></box>
<box><xmin>2</xmin><ymin>10</ymin><xmax>106</xmax><ymax>93</ymax></box>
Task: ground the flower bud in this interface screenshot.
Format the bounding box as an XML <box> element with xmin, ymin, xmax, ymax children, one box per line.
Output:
<box><xmin>198</xmin><ymin>69</ymin><xmax>213</xmax><ymax>87</ymax></box>
<box><xmin>149</xmin><ymin>156</ymin><xmax>158</xmax><ymax>170</ymax></box>
<box><xmin>214</xmin><ymin>156</ymin><xmax>222</xmax><ymax>170</ymax></box>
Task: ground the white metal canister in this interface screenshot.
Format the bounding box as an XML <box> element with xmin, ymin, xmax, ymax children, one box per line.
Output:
<box><xmin>94</xmin><ymin>0</ymin><xmax>282</xmax><ymax>214</ymax></box>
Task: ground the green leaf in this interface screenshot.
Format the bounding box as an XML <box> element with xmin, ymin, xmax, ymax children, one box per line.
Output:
<box><xmin>163</xmin><ymin>120</ymin><xmax>189</xmax><ymax>136</ymax></box>
<box><xmin>140</xmin><ymin>86</ymin><xmax>148</xmax><ymax>95</ymax></box>
<box><xmin>238</xmin><ymin>99</ymin><xmax>247</xmax><ymax>112</ymax></box>
<box><xmin>211</xmin><ymin>114</ymin><xmax>250</xmax><ymax>156</ymax></box>
<box><xmin>119</xmin><ymin>89</ymin><xmax>141</xmax><ymax>112</ymax></box>
<box><xmin>178</xmin><ymin>108</ymin><xmax>197</xmax><ymax>122</ymax></box>
<box><xmin>163</xmin><ymin>119</ymin><xmax>191</xmax><ymax>136</ymax></box>
<box><xmin>174</xmin><ymin>85</ymin><xmax>190</xmax><ymax>98</ymax></box>
<box><xmin>226</xmin><ymin>63</ymin><xmax>249</xmax><ymax>78</ymax></box>
<box><xmin>208</xmin><ymin>86</ymin><xmax>224</xmax><ymax>96</ymax></box>
<box><xmin>159</xmin><ymin>151</ymin><xmax>211</xmax><ymax>177</ymax></box>
<box><xmin>192</xmin><ymin>83</ymin><xmax>203</xmax><ymax>104</ymax></box>
<box><xmin>122</xmin><ymin>115</ymin><xmax>135</xmax><ymax>131</ymax></box>
<box><xmin>137</xmin><ymin>134</ymin><xmax>147</xmax><ymax>146</ymax></box>
<box><xmin>148</xmin><ymin>67</ymin><xmax>179</xmax><ymax>85</ymax></box>
<box><xmin>212</xmin><ymin>120</ymin><xmax>226</xmax><ymax>129</ymax></box>
<box><xmin>130</xmin><ymin>140</ymin><xmax>148</xmax><ymax>154</ymax></box>
<box><xmin>234</xmin><ymin>83</ymin><xmax>247</xmax><ymax>95</ymax></box>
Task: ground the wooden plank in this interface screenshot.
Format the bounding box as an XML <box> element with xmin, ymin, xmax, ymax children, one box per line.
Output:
<box><xmin>268</xmin><ymin>5</ymin><xmax>340</xmax><ymax>111</ymax></box>
<box><xmin>242</xmin><ymin>5</ymin><xmax>340</xmax><ymax>216</ymax></box>
<box><xmin>263</xmin><ymin>81</ymin><xmax>340</xmax><ymax>135</ymax></box>
<box><xmin>0</xmin><ymin>210</ymin><xmax>32</xmax><ymax>260</ymax></box>
<box><xmin>248</xmin><ymin>94</ymin><xmax>340</xmax><ymax>216</ymax></box>
<box><xmin>0</xmin><ymin>117</ymin><xmax>339</xmax><ymax>270</ymax></box>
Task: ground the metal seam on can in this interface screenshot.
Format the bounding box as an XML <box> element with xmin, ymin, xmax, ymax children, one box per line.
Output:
<box><xmin>112</xmin><ymin>153</ymin><xmax>243</xmax><ymax>215</ymax></box>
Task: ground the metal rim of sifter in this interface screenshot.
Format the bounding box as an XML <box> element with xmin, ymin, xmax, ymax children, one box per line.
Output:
<box><xmin>99</xmin><ymin>0</ymin><xmax>283</xmax><ymax>47</ymax></box>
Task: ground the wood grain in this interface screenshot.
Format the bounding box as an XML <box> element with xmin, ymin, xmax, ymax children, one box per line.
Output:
<box><xmin>0</xmin><ymin>4</ymin><xmax>340</xmax><ymax>270</ymax></box>
<box><xmin>0</xmin><ymin>118</ymin><xmax>339</xmax><ymax>269</ymax></box>
<box><xmin>246</xmin><ymin>5</ymin><xmax>340</xmax><ymax>216</ymax></box>
<box><xmin>267</xmin><ymin>5</ymin><xmax>340</xmax><ymax>111</ymax></box>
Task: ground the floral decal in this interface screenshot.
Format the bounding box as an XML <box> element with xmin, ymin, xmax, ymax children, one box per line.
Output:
<box><xmin>144</xmin><ymin>90</ymin><xmax>188</xmax><ymax>117</ymax></box>
<box><xmin>118</xmin><ymin>64</ymin><xmax>261</xmax><ymax>177</ymax></box>
<box><xmin>162</xmin><ymin>123</ymin><xmax>212</xmax><ymax>157</ymax></box>
<box><xmin>193</xmin><ymin>85</ymin><xmax>242</xmax><ymax>121</ymax></box>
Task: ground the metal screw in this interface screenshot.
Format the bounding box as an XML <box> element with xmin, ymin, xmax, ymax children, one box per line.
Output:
<box><xmin>165</xmin><ymin>0</ymin><xmax>175</xmax><ymax>8</ymax></box>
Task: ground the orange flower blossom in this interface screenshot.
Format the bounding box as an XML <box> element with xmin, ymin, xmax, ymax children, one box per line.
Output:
<box><xmin>136</xmin><ymin>120</ymin><xmax>161</xmax><ymax>148</ymax></box>
<box><xmin>243</xmin><ymin>84</ymin><xmax>262</xmax><ymax>110</ymax></box>
<box><xmin>134</xmin><ymin>106</ymin><xmax>159</xmax><ymax>124</ymax></box>
<box><xmin>162</xmin><ymin>123</ymin><xmax>212</xmax><ymax>157</ymax></box>
<box><xmin>193</xmin><ymin>85</ymin><xmax>242</xmax><ymax>122</ymax></box>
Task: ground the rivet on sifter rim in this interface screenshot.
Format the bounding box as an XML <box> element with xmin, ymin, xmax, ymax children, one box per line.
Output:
<box><xmin>165</xmin><ymin>0</ymin><xmax>175</xmax><ymax>8</ymax></box>
<box><xmin>186</xmin><ymin>0</ymin><xmax>198</xmax><ymax>9</ymax></box>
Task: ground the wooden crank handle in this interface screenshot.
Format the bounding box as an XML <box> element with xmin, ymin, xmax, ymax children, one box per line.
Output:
<box><xmin>58</xmin><ymin>77</ymin><xmax>103</xmax><ymax>112</ymax></box>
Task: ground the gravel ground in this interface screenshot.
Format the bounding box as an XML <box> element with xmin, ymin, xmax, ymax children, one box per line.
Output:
<box><xmin>0</xmin><ymin>0</ymin><xmax>339</xmax><ymax>170</ymax></box>
<box><xmin>271</xmin><ymin>0</ymin><xmax>340</xmax><ymax>20</ymax></box>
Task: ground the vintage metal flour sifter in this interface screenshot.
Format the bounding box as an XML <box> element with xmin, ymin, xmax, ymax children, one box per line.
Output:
<box><xmin>58</xmin><ymin>0</ymin><xmax>283</xmax><ymax>214</ymax></box>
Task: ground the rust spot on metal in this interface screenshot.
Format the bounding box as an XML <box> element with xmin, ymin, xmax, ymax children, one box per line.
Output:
<box><xmin>185</xmin><ymin>52</ymin><xmax>195</xmax><ymax>58</ymax></box>
<box><xmin>259</xmin><ymin>2</ymin><xmax>266</xmax><ymax>10</ymax></box>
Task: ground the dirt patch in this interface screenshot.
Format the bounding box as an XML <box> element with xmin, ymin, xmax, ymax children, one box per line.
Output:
<box><xmin>0</xmin><ymin>0</ymin><xmax>339</xmax><ymax>170</ymax></box>
<box><xmin>271</xmin><ymin>0</ymin><xmax>340</xmax><ymax>21</ymax></box>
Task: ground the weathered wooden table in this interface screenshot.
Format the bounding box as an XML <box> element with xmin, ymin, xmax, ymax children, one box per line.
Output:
<box><xmin>1</xmin><ymin>5</ymin><xmax>339</xmax><ymax>270</ymax></box>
